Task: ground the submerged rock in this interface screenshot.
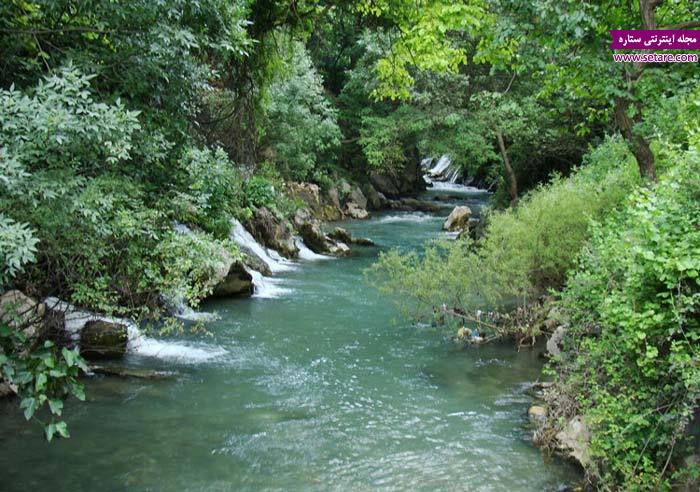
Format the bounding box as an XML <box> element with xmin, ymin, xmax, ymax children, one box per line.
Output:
<box><xmin>80</xmin><ymin>320</ymin><xmax>128</xmax><ymax>359</ymax></box>
<box><xmin>443</xmin><ymin>206</ymin><xmax>472</xmax><ymax>231</ymax></box>
<box><xmin>90</xmin><ymin>365</ymin><xmax>178</xmax><ymax>379</ymax></box>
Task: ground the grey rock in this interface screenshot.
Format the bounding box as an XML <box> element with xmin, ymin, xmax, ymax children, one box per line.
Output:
<box><xmin>80</xmin><ymin>320</ymin><xmax>128</xmax><ymax>359</ymax></box>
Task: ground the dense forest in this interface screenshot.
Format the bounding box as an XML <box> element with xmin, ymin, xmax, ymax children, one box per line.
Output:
<box><xmin>1</xmin><ymin>1</ymin><xmax>699</xmax><ymax>490</ymax></box>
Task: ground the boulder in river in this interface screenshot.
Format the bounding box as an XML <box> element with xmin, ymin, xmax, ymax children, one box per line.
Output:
<box><xmin>247</xmin><ymin>207</ymin><xmax>299</xmax><ymax>259</ymax></box>
<box><xmin>295</xmin><ymin>209</ymin><xmax>352</xmax><ymax>257</ymax></box>
<box><xmin>370</xmin><ymin>158</ymin><xmax>426</xmax><ymax>198</ymax></box>
<box><xmin>328</xmin><ymin>227</ymin><xmax>352</xmax><ymax>244</ymax></box>
<box><xmin>212</xmin><ymin>260</ymin><xmax>254</xmax><ymax>298</ymax></box>
<box><xmin>443</xmin><ymin>206</ymin><xmax>472</xmax><ymax>231</ymax></box>
<box><xmin>80</xmin><ymin>320</ymin><xmax>128</xmax><ymax>359</ymax></box>
<box><xmin>361</xmin><ymin>183</ymin><xmax>384</xmax><ymax>210</ymax></box>
<box><xmin>328</xmin><ymin>227</ymin><xmax>375</xmax><ymax>247</ymax></box>
<box><xmin>352</xmin><ymin>237</ymin><xmax>375</xmax><ymax>247</ymax></box>
<box><xmin>345</xmin><ymin>202</ymin><xmax>370</xmax><ymax>220</ymax></box>
<box><xmin>385</xmin><ymin>198</ymin><xmax>441</xmax><ymax>213</ymax></box>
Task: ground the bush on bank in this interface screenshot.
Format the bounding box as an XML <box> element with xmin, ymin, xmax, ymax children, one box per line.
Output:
<box><xmin>551</xmin><ymin>139</ymin><xmax>700</xmax><ymax>490</ymax></box>
<box><xmin>371</xmin><ymin>136</ymin><xmax>639</xmax><ymax>318</ymax></box>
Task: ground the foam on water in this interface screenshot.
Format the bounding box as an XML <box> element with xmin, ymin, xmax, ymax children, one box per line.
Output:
<box><xmin>230</xmin><ymin>219</ymin><xmax>296</xmax><ymax>273</ymax></box>
<box><xmin>376</xmin><ymin>212</ymin><xmax>436</xmax><ymax>224</ymax></box>
<box><xmin>429</xmin><ymin>181</ymin><xmax>486</xmax><ymax>193</ymax></box>
<box><xmin>127</xmin><ymin>325</ymin><xmax>227</xmax><ymax>363</ymax></box>
<box><xmin>250</xmin><ymin>270</ymin><xmax>294</xmax><ymax>299</ymax></box>
<box><xmin>44</xmin><ymin>297</ymin><xmax>226</xmax><ymax>363</ymax></box>
<box><xmin>294</xmin><ymin>237</ymin><xmax>331</xmax><ymax>261</ymax></box>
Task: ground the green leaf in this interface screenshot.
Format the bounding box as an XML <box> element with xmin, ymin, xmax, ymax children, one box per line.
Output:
<box><xmin>55</xmin><ymin>421</ymin><xmax>70</xmax><ymax>438</ymax></box>
<box><xmin>48</xmin><ymin>399</ymin><xmax>63</xmax><ymax>416</ymax></box>
<box><xmin>35</xmin><ymin>372</ymin><xmax>47</xmax><ymax>391</ymax></box>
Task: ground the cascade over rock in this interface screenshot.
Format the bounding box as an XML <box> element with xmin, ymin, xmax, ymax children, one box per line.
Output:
<box><xmin>173</xmin><ymin>223</ymin><xmax>256</xmax><ymax>298</ymax></box>
<box><xmin>294</xmin><ymin>209</ymin><xmax>351</xmax><ymax>256</ymax></box>
<box><xmin>246</xmin><ymin>207</ymin><xmax>299</xmax><ymax>259</ymax></box>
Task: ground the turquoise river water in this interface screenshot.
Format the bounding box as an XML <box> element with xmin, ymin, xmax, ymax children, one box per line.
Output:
<box><xmin>0</xmin><ymin>185</ymin><xmax>580</xmax><ymax>491</ymax></box>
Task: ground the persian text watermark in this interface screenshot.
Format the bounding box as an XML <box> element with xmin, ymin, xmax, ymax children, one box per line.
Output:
<box><xmin>612</xmin><ymin>53</ymin><xmax>698</xmax><ymax>63</ymax></box>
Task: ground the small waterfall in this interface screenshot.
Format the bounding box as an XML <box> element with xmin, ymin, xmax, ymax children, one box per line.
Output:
<box><xmin>229</xmin><ymin>219</ymin><xmax>295</xmax><ymax>274</ymax></box>
<box><xmin>126</xmin><ymin>324</ymin><xmax>227</xmax><ymax>363</ymax></box>
<box><xmin>422</xmin><ymin>154</ymin><xmax>480</xmax><ymax>191</ymax></box>
<box><xmin>428</xmin><ymin>155</ymin><xmax>452</xmax><ymax>177</ymax></box>
<box><xmin>43</xmin><ymin>297</ymin><xmax>226</xmax><ymax>363</ymax></box>
<box><xmin>169</xmin><ymin>295</ymin><xmax>219</xmax><ymax>322</ymax></box>
<box><xmin>294</xmin><ymin>237</ymin><xmax>331</xmax><ymax>261</ymax></box>
<box><xmin>248</xmin><ymin>270</ymin><xmax>293</xmax><ymax>299</ymax></box>
<box><xmin>228</xmin><ymin>219</ymin><xmax>299</xmax><ymax>298</ymax></box>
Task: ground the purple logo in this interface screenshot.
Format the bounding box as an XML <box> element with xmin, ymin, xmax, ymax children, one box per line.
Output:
<box><xmin>610</xmin><ymin>30</ymin><xmax>700</xmax><ymax>50</ymax></box>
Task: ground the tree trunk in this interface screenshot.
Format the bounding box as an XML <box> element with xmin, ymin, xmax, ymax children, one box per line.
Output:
<box><xmin>496</xmin><ymin>131</ymin><xmax>518</xmax><ymax>205</ymax></box>
<box><xmin>614</xmin><ymin>97</ymin><xmax>657</xmax><ymax>181</ymax></box>
<box><xmin>639</xmin><ymin>0</ymin><xmax>662</xmax><ymax>29</ymax></box>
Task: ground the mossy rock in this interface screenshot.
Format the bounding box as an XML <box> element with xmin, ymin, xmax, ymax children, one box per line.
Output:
<box><xmin>80</xmin><ymin>320</ymin><xmax>128</xmax><ymax>359</ymax></box>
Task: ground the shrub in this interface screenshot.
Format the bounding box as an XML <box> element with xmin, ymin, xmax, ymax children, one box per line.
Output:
<box><xmin>553</xmin><ymin>141</ymin><xmax>700</xmax><ymax>490</ymax></box>
<box><xmin>371</xmin><ymin>136</ymin><xmax>640</xmax><ymax>318</ymax></box>
<box><xmin>157</xmin><ymin>229</ymin><xmax>239</xmax><ymax>309</ymax></box>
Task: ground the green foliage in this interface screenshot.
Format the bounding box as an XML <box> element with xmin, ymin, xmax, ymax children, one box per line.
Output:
<box><xmin>243</xmin><ymin>176</ymin><xmax>277</xmax><ymax>210</ymax></box>
<box><xmin>157</xmin><ymin>229</ymin><xmax>239</xmax><ymax>308</ymax></box>
<box><xmin>0</xmin><ymin>328</ymin><xmax>86</xmax><ymax>442</ymax></box>
<box><xmin>371</xmin><ymin>137</ymin><xmax>639</xmax><ymax>317</ymax></box>
<box><xmin>173</xmin><ymin>147</ymin><xmax>245</xmax><ymax>238</ymax></box>
<box><xmin>0</xmin><ymin>216</ymin><xmax>38</xmax><ymax>287</ymax></box>
<box><xmin>263</xmin><ymin>42</ymin><xmax>342</xmax><ymax>182</ymax></box>
<box><xmin>553</xmin><ymin>141</ymin><xmax>700</xmax><ymax>490</ymax></box>
<box><xmin>357</xmin><ymin>0</ymin><xmax>497</xmax><ymax>100</ymax></box>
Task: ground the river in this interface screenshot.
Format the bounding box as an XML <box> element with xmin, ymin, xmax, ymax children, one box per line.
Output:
<box><xmin>0</xmin><ymin>184</ymin><xmax>580</xmax><ymax>491</ymax></box>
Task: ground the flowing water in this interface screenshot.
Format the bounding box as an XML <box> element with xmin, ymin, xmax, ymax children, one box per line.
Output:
<box><xmin>0</xmin><ymin>185</ymin><xmax>581</xmax><ymax>491</ymax></box>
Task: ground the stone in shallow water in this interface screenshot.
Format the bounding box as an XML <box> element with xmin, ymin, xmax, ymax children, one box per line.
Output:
<box><xmin>90</xmin><ymin>365</ymin><xmax>178</xmax><ymax>379</ymax></box>
<box><xmin>80</xmin><ymin>320</ymin><xmax>128</xmax><ymax>359</ymax></box>
<box><xmin>443</xmin><ymin>206</ymin><xmax>472</xmax><ymax>231</ymax></box>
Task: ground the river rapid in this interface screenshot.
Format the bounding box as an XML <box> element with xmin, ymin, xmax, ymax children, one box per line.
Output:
<box><xmin>0</xmin><ymin>184</ymin><xmax>580</xmax><ymax>491</ymax></box>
